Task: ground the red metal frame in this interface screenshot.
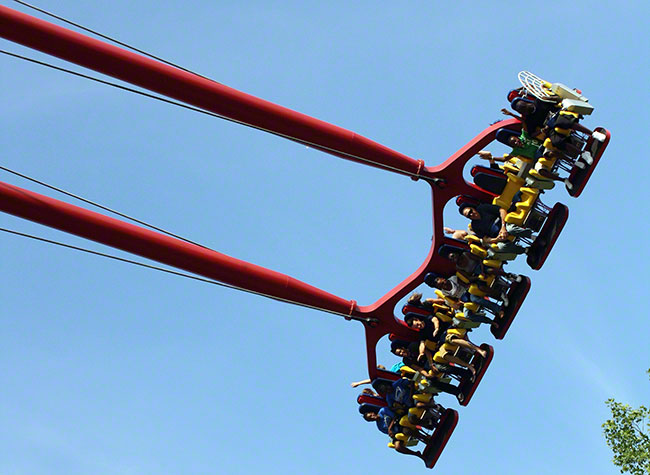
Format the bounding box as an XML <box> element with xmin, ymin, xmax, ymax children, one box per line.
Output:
<box><xmin>0</xmin><ymin>5</ymin><xmax>521</xmax><ymax>381</ymax></box>
<box><xmin>567</xmin><ymin>127</ymin><xmax>611</xmax><ymax>198</ymax></box>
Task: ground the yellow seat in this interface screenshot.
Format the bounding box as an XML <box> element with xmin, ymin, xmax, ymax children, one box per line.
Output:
<box><xmin>433</xmin><ymin>343</ymin><xmax>454</xmax><ymax>364</ymax></box>
<box><xmin>399</xmin><ymin>415</ymin><xmax>418</xmax><ymax>430</ymax></box>
<box><xmin>432</xmin><ymin>303</ymin><xmax>451</xmax><ymax>315</ymax></box>
<box><xmin>434</xmin><ymin>289</ymin><xmax>458</xmax><ymax>308</ymax></box>
<box><xmin>479</xmin><ymin>273</ymin><xmax>496</xmax><ymax>286</ymax></box>
<box><xmin>520</xmin><ymin>186</ymin><xmax>539</xmax><ymax>203</ymax></box>
<box><xmin>536</xmin><ymin>156</ymin><xmax>556</xmax><ymax>168</ymax></box>
<box><xmin>493</xmin><ymin>174</ymin><xmax>525</xmax><ymax>210</ymax></box>
<box><xmin>408</xmin><ymin>407</ymin><xmax>425</xmax><ymax>421</ymax></box>
<box><xmin>446</xmin><ymin>327</ymin><xmax>467</xmax><ymax>339</ymax></box>
<box><xmin>435</xmin><ymin>311</ymin><xmax>453</xmax><ymax>323</ymax></box>
<box><xmin>455</xmin><ymin>308</ymin><xmax>481</xmax><ymax>325</ymax></box>
<box><xmin>560</xmin><ymin>110</ymin><xmax>579</xmax><ymax>119</ymax></box>
<box><xmin>543</xmin><ymin>137</ymin><xmax>558</xmax><ymax>152</ymax></box>
<box><xmin>505</xmin><ymin>187</ymin><xmax>539</xmax><ymax>225</ymax></box>
<box><xmin>443</xmin><ymin>296</ymin><xmax>459</xmax><ymax>307</ymax></box>
<box><xmin>528</xmin><ymin>169</ymin><xmax>549</xmax><ymax>181</ymax></box>
<box><xmin>413</xmin><ymin>393</ymin><xmax>433</xmax><ymax>404</ymax></box>
<box><xmin>390</xmin><ymin>438</ymin><xmax>418</xmax><ymax>447</ymax></box>
<box><xmin>399</xmin><ymin>365</ymin><xmax>417</xmax><ymax>377</ymax></box>
<box><xmin>469</xmin><ymin>283</ymin><xmax>486</xmax><ymax>297</ymax></box>
<box><xmin>482</xmin><ymin>259</ymin><xmax>502</xmax><ymax>269</ymax></box>
<box><xmin>470</xmin><ymin>244</ymin><xmax>488</xmax><ymax>258</ymax></box>
<box><xmin>514</xmin><ymin>200</ymin><xmax>532</xmax><ymax>213</ymax></box>
<box><xmin>424</xmin><ymin>339</ymin><xmax>439</xmax><ymax>352</ymax></box>
<box><xmin>506</xmin><ymin>208</ymin><xmax>527</xmax><ymax>225</ymax></box>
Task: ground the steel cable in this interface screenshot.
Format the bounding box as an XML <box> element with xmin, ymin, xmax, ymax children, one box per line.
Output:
<box><xmin>0</xmin><ymin>227</ymin><xmax>375</xmax><ymax>324</ymax></box>
<box><xmin>1</xmin><ymin>49</ymin><xmax>437</xmax><ymax>183</ymax></box>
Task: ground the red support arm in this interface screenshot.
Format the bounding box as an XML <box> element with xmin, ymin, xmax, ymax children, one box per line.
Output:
<box><xmin>1</xmin><ymin>4</ymin><xmax>529</xmax><ymax>392</ymax></box>
<box><xmin>0</xmin><ymin>5</ymin><xmax>430</xmax><ymax>179</ymax></box>
<box><xmin>0</xmin><ymin>180</ymin><xmax>355</xmax><ymax>316</ymax></box>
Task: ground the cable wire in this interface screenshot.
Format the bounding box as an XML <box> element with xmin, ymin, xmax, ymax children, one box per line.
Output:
<box><xmin>0</xmin><ymin>49</ymin><xmax>223</xmax><ymax>121</ymax></box>
<box><xmin>0</xmin><ymin>3</ymin><xmax>397</xmax><ymax>325</ymax></box>
<box><xmin>0</xmin><ymin>163</ymin><xmax>209</xmax><ymax>249</ymax></box>
<box><xmin>9</xmin><ymin>1</ymin><xmax>433</xmax><ymax>182</ymax></box>
<box><xmin>1</xmin><ymin>49</ymin><xmax>440</xmax><ymax>184</ymax></box>
<box><xmin>0</xmin><ymin>227</ymin><xmax>376</xmax><ymax>324</ymax></box>
<box><xmin>11</xmin><ymin>0</ymin><xmax>217</xmax><ymax>82</ymax></box>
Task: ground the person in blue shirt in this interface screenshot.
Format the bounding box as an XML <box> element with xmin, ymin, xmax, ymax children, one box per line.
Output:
<box><xmin>390</xmin><ymin>361</ymin><xmax>405</xmax><ymax>373</ymax></box>
<box><xmin>361</xmin><ymin>405</ymin><xmax>398</xmax><ymax>435</ymax></box>
<box><xmin>361</xmin><ymin>406</ymin><xmax>428</xmax><ymax>462</ymax></box>
<box><xmin>385</xmin><ymin>377</ymin><xmax>416</xmax><ymax>411</ymax></box>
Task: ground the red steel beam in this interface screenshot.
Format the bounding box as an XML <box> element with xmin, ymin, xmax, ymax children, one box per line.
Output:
<box><xmin>0</xmin><ymin>5</ymin><xmax>431</xmax><ymax>180</ymax></box>
<box><xmin>0</xmin><ymin>180</ymin><xmax>356</xmax><ymax>316</ymax></box>
<box><xmin>0</xmin><ymin>4</ymin><xmax>529</xmax><ymax>384</ymax></box>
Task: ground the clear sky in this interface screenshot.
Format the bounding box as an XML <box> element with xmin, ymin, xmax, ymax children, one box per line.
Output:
<box><xmin>1</xmin><ymin>1</ymin><xmax>649</xmax><ymax>474</ymax></box>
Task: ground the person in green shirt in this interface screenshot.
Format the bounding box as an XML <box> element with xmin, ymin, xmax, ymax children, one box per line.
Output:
<box><xmin>509</xmin><ymin>130</ymin><xmax>541</xmax><ymax>159</ymax></box>
<box><xmin>478</xmin><ymin>128</ymin><xmax>542</xmax><ymax>164</ymax></box>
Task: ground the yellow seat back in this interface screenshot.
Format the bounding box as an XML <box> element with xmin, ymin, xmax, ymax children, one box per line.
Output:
<box><xmin>469</xmin><ymin>283</ymin><xmax>486</xmax><ymax>297</ymax></box>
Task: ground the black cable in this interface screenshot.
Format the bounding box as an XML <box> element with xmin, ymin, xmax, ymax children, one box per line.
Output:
<box><xmin>0</xmin><ymin>3</ymin><xmax>393</xmax><ymax>325</ymax></box>
<box><xmin>11</xmin><ymin>0</ymin><xmax>217</xmax><ymax>83</ymax></box>
<box><xmin>0</xmin><ymin>49</ymin><xmax>436</xmax><ymax>183</ymax></box>
<box><xmin>0</xmin><ymin>164</ymin><xmax>209</xmax><ymax>250</ymax></box>
<box><xmin>0</xmin><ymin>227</ymin><xmax>376</xmax><ymax>324</ymax></box>
<box><xmin>0</xmin><ymin>49</ymin><xmax>224</xmax><ymax>121</ymax></box>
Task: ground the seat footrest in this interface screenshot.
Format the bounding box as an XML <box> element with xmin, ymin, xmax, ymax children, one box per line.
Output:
<box><xmin>423</xmin><ymin>408</ymin><xmax>459</xmax><ymax>469</ymax></box>
<box><xmin>457</xmin><ymin>344</ymin><xmax>494</xmax><ymax>407</ymax></box>
<box><xmin>526</xmin><ymin>203</ymin><xmax>569</xmax><ymax>270</ymax></box>
<box><xmin>566</xmin><ymin>127</ymin><xmax>610</xmax><ymax>197</ymax></box>
<box><xmin>490</xmin><ymin>276</ymin><xmax>531</xmax><ymax>339</ymax></box>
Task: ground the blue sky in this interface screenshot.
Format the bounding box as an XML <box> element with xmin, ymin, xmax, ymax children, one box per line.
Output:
<box><xmin>1</xmin><ymin>1</ymin><xmax>649</xmax><ymax>474</ymax></box>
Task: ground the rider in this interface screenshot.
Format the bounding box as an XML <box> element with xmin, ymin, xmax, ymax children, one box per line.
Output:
<box><xmin>458</xmin><ymin>202</ymin><xmax>531</xmax><ymax>258</ymax></box>
<box><xmin>423</xmin><ymin>272</ymin><xmax>502</xmax><ymax>325</ymax></box>
<box><xmin>362</xmin><ymin>407</ymin><xmax>429</xmax><ymax>462</ymax></box>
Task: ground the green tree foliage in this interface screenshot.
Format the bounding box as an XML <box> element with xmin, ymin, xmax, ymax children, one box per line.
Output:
<box><xmin>603</xmin><ymin>369</ymin><xmax>650</xmax><ymax>474</ymax></box>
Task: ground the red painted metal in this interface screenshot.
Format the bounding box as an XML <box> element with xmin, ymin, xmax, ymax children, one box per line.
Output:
<box><xmin>0</xmin><ymin>119</ymin><xmax>520</xmax><ymax>380</ymax></box>
<box><xmin>358</xmin><ymin>118</ymin><xmax>521</xmax><ymax>379</ymax></box>
<box><xmin>567</xmin><ymin>127</ymin><xmax>610</xmax><ymax>198</ymax></box>
<box><xmin>0</xmin><ymin>180</ymin><xmax>354</xmax><ymax>315</ymax></box>
<box><xmin>0</xmin><ymin>4</ymin><xmax>523</xmax><ymax>382</ymax></box>
<box><xmin>0</xmin><ymin>5</ymin><xmax>423</xmax><ymax>179</ymax></box>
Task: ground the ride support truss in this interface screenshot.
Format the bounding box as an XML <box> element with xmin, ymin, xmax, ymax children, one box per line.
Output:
<box><xmin>0</xmin><ymin>4</ymin><xmax>519</xmax><ymax>379</ymax></box>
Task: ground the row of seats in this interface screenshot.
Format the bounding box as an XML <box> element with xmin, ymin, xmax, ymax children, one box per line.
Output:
<box><xmin>353</xmin><ymin>73</ymin><xmax>608</xmax><ymax>468</ymax></box>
